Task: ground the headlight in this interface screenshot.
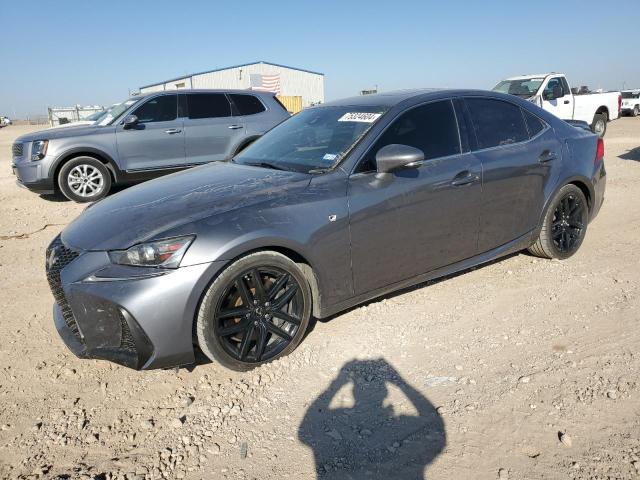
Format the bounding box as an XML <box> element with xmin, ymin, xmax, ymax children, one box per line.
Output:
<box><xmin>31</xmin><ymin>140</ymin><xmax>48</xmax><ymax>161</ymax></box>
<box><xmin>109</xmin><ymin>236</ymin><xmax>194</xmax><ymax>268</ymax></box>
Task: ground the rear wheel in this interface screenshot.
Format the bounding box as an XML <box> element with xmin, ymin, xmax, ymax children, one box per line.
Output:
<box><xmin>528</xmin><ymin>184</ymin><xmax>588</xmax><ymax>260</ymax></box>
<box><xmin>633</xmin><ymin>106</ymin><xmax>639</xmax><ymax>117</ymax></box>
<box><xmin>196</xmin><ymin>251</ymin><xmax>312</xmax><ymax>371</ymax></box>
<box><xmin>58</xmin><ymin>156</ymin><xmax>111</xmax><ymax>203</ymax></box>
<box><xmin>591</xmin><ymin>113</ymin><xmax>607</xmax><ymax>138</ymax></box>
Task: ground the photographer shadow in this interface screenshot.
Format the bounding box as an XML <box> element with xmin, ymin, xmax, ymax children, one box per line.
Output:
<box><xmin>299</xmin><ymin>359</ymin><xmax>445</xmax><ymax>479</ymax></box>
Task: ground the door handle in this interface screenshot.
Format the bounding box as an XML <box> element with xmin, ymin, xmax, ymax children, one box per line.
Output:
<box><xmin>164</xmin><ymin>128</ymin><xmax>182</xmax><ymax>134</ymax></box>
<box><xmin>539</xmin><ymin>150</ymin><xmax>557</xmax><ymax>163</ymax></box>
<box><xmin>564</xmin><ymin>100</ymin><xmax>570</xmax><ymax>104</ymax></box>
<box><xmin>451</xmin><ymin>171</ymin><xmax>480</xmax><ymax>186</ymax></box>
<box><xmin>228</xmin><ymin>124</ymin><xmax>243</xmax><ymax>130</ymax></box>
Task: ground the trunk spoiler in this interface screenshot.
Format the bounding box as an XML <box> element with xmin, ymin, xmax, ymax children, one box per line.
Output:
<box><xmin>565</xmin><ymin>119</ymin><xmax>591</xmax><ymax>132</ymax></box>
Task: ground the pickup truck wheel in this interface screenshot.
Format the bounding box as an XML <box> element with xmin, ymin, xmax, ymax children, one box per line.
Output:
<box><xmin>58</xmin><ymin>156</ymin><xmax>111</xmax><ymax>203</ymax></box>
<box><xmin>591</xmin><ymin>113</ymin><xmax>607</xmax><ymax>138</ymax></box>
<box><xmin>633</xmin><ymin>106</ymin><xmax>639</xmax><ymax>117</ymax></box>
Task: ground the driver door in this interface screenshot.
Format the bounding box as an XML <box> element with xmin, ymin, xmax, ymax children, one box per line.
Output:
<box><xmin>347</xmin><ymin>100</ymin><xmax>482</xmax><ymax>295</ymax></box>
<box><xmin>115</xmin><ymin>93</ymin><xmax>186</xmax><ymax>171</ymax></box>
<box><xmin>541</xmin><ymin>76</ymin><xmax>574</xmax><ymax>120</ymax></box>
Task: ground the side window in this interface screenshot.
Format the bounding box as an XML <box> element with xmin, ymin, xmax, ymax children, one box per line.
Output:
<box><xmin>133</xmin><ymin>95</ymin><xmax>177</xmax><ymax>123</ymax></box>
<box><xmin>560</xmin><ymin>77</ymin><xmax>571</xmax><ymax>96</ymax></box>
<box><xmin>543</xmin><ymin>78</ymin><xmax>563</xmax><ymax>98</ymax></box>
<box><xmin>357</xmin><ymin>101</ymin><xmax>460</xmax><ymax>173</ymax></box>
<box><xmin>466</xmin><ymin>98</ymin><xmax>529</xmax><ymax>149</ymax></box>
<box><xmin>230</xmin><ymin>94</ymin><xmax>266</xmax><ymax>116</ymax></box>
<box><xmin>187</xmin><ymin>93</ymin><xmax>231</xmax><ymax>119</ymax></box>
<box><xmin>522</xmin><ymin>109</ymin><xmax>546</xmax><ymax>138</ymax></box>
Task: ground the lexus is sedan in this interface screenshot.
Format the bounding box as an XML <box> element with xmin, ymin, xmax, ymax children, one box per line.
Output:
<box><xmin>45</xmin><ymin>89</ymin><xmax>606</xmax><ymax>371</ymax></box>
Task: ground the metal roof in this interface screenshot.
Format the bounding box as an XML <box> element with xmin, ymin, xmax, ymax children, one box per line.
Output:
<box><xmin>139</xmin><ymin>61</ymin><xmax>324</xmax><ymax>89</ymax></box>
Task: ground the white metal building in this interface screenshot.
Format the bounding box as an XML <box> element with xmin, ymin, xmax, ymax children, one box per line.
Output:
<box><xmin>139</xmin><ymin>61</ymin><xmax>324</xmax><ymax>108</ymax></box>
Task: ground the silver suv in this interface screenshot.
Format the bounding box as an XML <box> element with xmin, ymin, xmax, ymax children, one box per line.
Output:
<box><xmin>11</xmin><ymin>90</ymin><xmax>290</xmax><ymax>202</ymax></box>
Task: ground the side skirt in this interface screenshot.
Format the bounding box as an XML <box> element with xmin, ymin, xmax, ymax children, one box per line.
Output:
<box><xmin>319</xmin><ymin>231</ymin><xmax>534</xmax><ymax>319</ymax></box>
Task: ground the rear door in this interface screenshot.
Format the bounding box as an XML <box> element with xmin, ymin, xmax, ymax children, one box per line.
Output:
<box><xmin>541</xmin><ymin>76</ymin><xmax>574</xmax><ymax>120</ymax></box>
<box><xmin>228</xmin><ymin>93</ymin><xmax>272</xmax><ymax>139</ymax></box>
<box><xmin>183</xmin><ymin>93</ymin><xmax>245</xmax><ymax>164</ymax></box>
<box><xmin>115</xmin><ymin>94</ymin><xmax>186</xmax><ymax>171</ymax></box>
<box><xmin>348</xmin><ymin>100</ymin><xmax>482</xmax><ymax>295</ymax></box>
<box><xmin>464</xmin><ymin>97</ymin><xmax>560</xmax><ymax>252</ymax></box>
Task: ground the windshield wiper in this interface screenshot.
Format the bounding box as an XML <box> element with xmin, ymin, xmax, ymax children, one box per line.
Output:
<box><xmin>244</xmin><ymin>162</ymin><xmax>289</xmax><ymax>172</ymax></box>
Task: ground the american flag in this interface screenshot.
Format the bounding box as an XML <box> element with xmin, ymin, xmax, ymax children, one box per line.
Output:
<box><xmin>249</xmin><ymin>73</ymin><xmax>281</xmax><ymax>95</ymax></box>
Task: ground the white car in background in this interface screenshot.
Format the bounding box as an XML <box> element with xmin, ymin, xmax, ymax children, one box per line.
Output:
<box><xmin>621</xmin><ymin>90</ymin><xmax>640</xmax><ymax>117</ymax></box>
<box><xmin>52</xmin><ymin>109</ymin><xmax>106</xmax><ymax>129</ymax></box>
<box><xmin>0</xmin><ymin>116</ymin><xmax>11</xmax><ymax>127</ymax></box>
<box><xmin>494</xmin><ymin>73</ymin><xmax>621</xmax><ymax>137</ymax></box>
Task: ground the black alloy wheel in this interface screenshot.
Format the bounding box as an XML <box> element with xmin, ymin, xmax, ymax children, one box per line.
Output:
<box><xmin>551</xmin><ymin>193</ymin><xmax>586</xmax><ymax>253</ymax></box>
<box><xmin>196</xmin><ymin>251</ymin><xmax>311</xmax><ymax>371</ymax></box>
<box><xmin>528</xmin><ymin>184</ymin><xmax>589</xmax><ymax>260</ymax></box>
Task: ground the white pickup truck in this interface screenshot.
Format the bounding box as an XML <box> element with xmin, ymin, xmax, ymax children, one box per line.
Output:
<box><xmin>493</xmin><ymin>73</ymin><xmax>621</xmax><ymax>137</ymax></box>
<box><xmin>621</xmin><ymin>90</ymin><xmax>640</xmax><ymax>117</ymax></box>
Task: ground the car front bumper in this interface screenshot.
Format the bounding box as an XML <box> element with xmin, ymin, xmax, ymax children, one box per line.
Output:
<box><xmin>46</xmin><ymin>235</ymin><xmax>226</xmax><ymax>369</ymax></box>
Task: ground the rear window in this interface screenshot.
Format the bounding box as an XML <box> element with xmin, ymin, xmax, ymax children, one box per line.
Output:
<box><xmin>522</xmin><ymin>109</ymin><xmax>546</xmax><ymax>138</ymax></box>
<box><xmin>466</xmin><ymin>98</ymin><xmax>529</xmax><ymax>149</ymax></box>
<box><xmin>187</xmin><ymin>93</ymin><xmax>231</xmax><ymax>119</ymax></box>
<box><xmin>230</xmin><ymin>94</ymin><xmax>266</xmax><ymax>115</ymax></box>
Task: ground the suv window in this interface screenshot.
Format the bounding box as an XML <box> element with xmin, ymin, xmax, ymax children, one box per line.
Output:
<box><xmin>358</xmin><ymin>100</ymin><xmax>460</xmax><ymax>173</ymax></box>
<box><xmin>522</xmin><ymin>109</ymin><xmax>546</xmax><ymax>138</ymax></box>
<box><xmin>230</xmin><ymin>94</ymin><xmax>266</xmax><ymax>115</ymax></box>
<box><xmin>187</xmin><ymin>93</ymin><xmax>231</xmax><ymax>119</ymax></box>
<box><xmin>133</xmin><ymin>95</ymin><xmax>177</xmax><ymax>123</ymax></box>
<box><xmin>466</xmin><ymin>98</ymin><xmax>529</xmax><ymax>149</ymax></box>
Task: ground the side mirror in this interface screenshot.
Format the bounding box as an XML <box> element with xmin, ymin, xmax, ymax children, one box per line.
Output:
<box><xmin>122</xmin><ymin>114</ymin><xmax>139</xmax><ymax>129</ymax></box>
<box><xmin>375</xmin><ymin>144</ymin><xmax>425</xmax><ymax>174</ymax></box>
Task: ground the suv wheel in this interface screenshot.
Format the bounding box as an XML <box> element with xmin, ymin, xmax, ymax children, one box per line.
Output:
<box><xmin>58</xmin><ymin>156</ymin><xmax>111</xmax><ymax>203</ymax></box>
<box><xmin>196</xmin><ymin>251</ymin><xmax>312</xmax><ymax>371</ymax></box>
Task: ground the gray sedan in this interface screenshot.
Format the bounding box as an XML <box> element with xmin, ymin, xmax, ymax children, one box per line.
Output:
<box><xmin>45</xmin><ymin>89</ymin><xmax>606</xmax><ymax>371</ymax></box>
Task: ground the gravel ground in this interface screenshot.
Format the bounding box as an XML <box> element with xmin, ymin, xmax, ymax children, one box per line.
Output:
<box><xmin>0</xmin><ymin>118</ymin><xmax>639</xmax><ymax>480</ymax></box>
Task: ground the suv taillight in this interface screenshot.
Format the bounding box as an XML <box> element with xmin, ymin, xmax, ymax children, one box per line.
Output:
<box><xmin>595</xmin><ymin>138</ymin><xmax>605</xmax><ymax>164</ymax></box>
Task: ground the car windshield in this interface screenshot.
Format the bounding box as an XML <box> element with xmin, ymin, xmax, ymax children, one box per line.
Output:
<box><xmin>622</xmin><ymin>92</ymin><xmax>640</xmax><ymax>99</ymax></box>
<box><xmin>233</xmin><ymin>106</ymin><xmax>387</xmax><ymax>173</ymax></box>
<box><xmin>493</xmin><ymin>78</ymin><xmax>544</xmax><ymax>98</ymax></box>
<box><xmin>98</xmin><ymin>98</ymin><xmax>142</xmax><ymax>126</ymax></box>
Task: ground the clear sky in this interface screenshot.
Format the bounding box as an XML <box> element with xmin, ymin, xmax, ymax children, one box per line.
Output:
<box><xmin>1</xmin><ymin>0</ymin><xmax>638</xmax><ymax>118</ymax></box>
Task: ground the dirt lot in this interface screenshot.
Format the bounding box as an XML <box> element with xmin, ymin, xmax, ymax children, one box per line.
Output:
<box><xmin>0</xmin><ymin>119</ymin><xmax>639</xmax><ymax>480</ymax></box>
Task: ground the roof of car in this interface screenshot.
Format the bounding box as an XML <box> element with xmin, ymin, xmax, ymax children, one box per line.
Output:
<box><xmin>137</xmin><ymin>88</ymin><xmax>275</xmax><ymax>97</ymax></box>
<box><xmin>319</xmin><ymin>88</ymin><xmax>510</xmax><ymax>108</ymax></box>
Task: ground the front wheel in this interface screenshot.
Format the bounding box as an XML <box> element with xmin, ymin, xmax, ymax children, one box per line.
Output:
<box><xmin>528</xmin><ymin>184</ymin><xmax>588</xmax><ymax>260</ymax></box>
<box><xmin>58</xmin><ymin>156</ymin><xmax>111</xmax><ymax>203</ymax></box>
<box><xmin>632</xmin><ymin>106</ymin><xmax>639</xmax><ymax>118</ymax></box>
<box><xmin>196</xmin><ymin>251</ymin><xmax>312</xmax><ymax>371</ymax></box>
<box><xmin>591</xmin><ymin>113</ymin><xmax>607</xmax><ymax>138</ymax></box>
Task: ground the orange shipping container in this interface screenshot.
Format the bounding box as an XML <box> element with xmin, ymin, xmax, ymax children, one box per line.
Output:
<box><xmin>276</xmin><ymin>95</ymin><xmax>303</xmax><ymax>114</ymax></box>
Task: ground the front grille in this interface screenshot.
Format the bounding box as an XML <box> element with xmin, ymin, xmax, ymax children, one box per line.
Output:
<box><xmin>12</xmin><ymin>143</ymin><xmax>23</xmax><ymax>157</ymax></box>
<box><xmin>46</xmin><ymin>236</ymin><xmax>81</xmax><ymax>339</ymax></box>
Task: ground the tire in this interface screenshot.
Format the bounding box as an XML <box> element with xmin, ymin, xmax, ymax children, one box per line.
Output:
<box><xmin>196</xmin><ymin>251</ymin><xmax>312</xmax><ymax>371</ymax></box>
<box><xmin>591</xmin><ymin>113</ymin><xmax>607</xmax><ymax>138</ymax></box>
<box><xmin>58</xmin><ymin>156</ymin><xmax>111</xmax><ymax>203</ymax></box>
<box><xmin>633</xmin><ymin>106</ymin><xmax>639</xmax><ymax>118</ymax></box>
<box><xmin>528</xmin><ymin>184</ymin><xmax>589</xmax><ymax>260</ymax></box>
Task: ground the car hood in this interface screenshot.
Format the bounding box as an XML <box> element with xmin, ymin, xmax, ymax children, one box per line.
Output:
<box><xmin>15</xmin><ymin>124</ymin><xmax>112</xmax><ymax>142</ymax></box>
<box><xmin>61</xmin><ymin>162</ymin><xmax>311</xmax><ymax>251</ymax></box>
